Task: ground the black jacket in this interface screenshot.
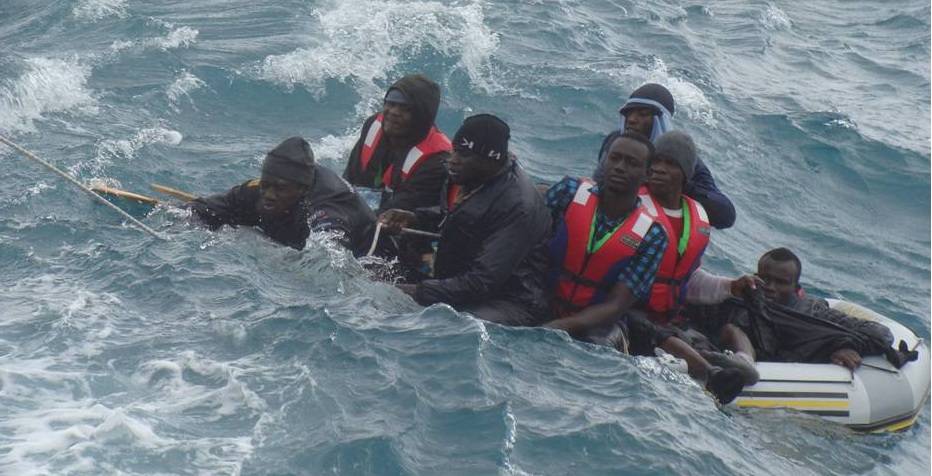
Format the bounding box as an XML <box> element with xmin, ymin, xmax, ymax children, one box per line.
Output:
<box><xmin>412</xmin><ymin>156</ymin><xmax>552</xmax><ymax>314</ymax></box>
<box><xmin>343</xmin><ymin>74</ymin><xmax>450</xmax><ymax>212</ymax></box>
<box><xmin>704</xmin><ymin>292</ymin><xmax>895</xmax><ymax>364</ymax></box>
<box><xmin>190</xmin><ymin>166</ymin><xmax>377</xmax><ymax>256</ymax></box>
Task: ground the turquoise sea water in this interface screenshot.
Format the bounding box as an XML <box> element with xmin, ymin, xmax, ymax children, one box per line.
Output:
<box><xmin>0</xmin><ymin>1</ymin><xmax>929</xmax><ymax>474</ymax></box>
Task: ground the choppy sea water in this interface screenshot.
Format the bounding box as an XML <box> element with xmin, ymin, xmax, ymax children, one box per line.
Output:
<box><xmin>0</xmin><ymin>1</ymin><xmax>929</xmax><ymax>474</ymax></box>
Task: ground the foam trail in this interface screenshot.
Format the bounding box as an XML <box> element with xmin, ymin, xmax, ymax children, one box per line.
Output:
<box><xmin>0</xmin><ymin>57</ymin><xmax>96</xmax><ymax>134</ymax></box>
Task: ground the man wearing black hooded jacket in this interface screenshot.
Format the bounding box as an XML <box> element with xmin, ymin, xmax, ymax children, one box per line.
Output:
<box><xmin>379</xmin><ymin>114</ymin><xmax>552</xmax><ymax>326</ymax></box>
<box><xmin>344</xmin><ymin>73</ymin><xmax>451</xmax><ymax>213</ymax></box>
<box><xmin>190</xmin><ymin>136</ymin><xmax>378</xmax><ymax>256</ymax></box>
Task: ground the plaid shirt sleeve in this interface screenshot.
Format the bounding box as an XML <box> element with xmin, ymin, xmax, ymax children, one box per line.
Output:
<box><xmin>614</xmin><ymin>223</ymin><xmax>668</xmax><ymax>299</ymax></box>
<box><xmin>542</xmin><ymin>176</ymin><xmax>581</xmax><ymax>223</ymax></box>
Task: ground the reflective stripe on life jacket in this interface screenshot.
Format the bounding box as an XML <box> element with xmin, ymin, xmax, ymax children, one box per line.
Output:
<box><xmin>358</xmin><ymin>113</ymin><xmax>452</xmax><ymax>188</ymax></box>
<box><xmin>546</xmin><ymin>179</ymin><xmax>656</xmax><ymax>317</ymax></box>
<box><xmin>638</xmin><ymin>187</ymin><xmax>711</xmax><ymax>325</ymax></box>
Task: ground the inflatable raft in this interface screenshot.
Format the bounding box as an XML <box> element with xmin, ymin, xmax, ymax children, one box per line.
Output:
<box><xmin>734</xmin><ymin>299</ymin><xmax>930</xmax><ymax>432</ymax></box>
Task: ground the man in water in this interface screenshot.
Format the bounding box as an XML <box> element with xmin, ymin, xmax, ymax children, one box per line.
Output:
<box><xmin>541</xmin><ymin>131</ymin><xmax>746</xmax><ymax>404</ymax></box>
<box><xmin>378</xmin><ymin>114</ymin><xmax>552</xmax><ymax>326</ymax></box>
<box><xmin>592</xmin><ymin>83</ymin><xmax>736</xmax><ymax>230</ymax></box>
<box><xmin>190</xmin><ymin>136</ymin><xmax>381</xmax><ymax>256</ymax></box>
<box><xmin>343</xmin><ymin>73</ymin><xmax>451</xmax><ymax>213</ymax></box>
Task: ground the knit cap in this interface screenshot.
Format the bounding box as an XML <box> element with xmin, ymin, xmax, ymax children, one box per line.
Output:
<box><xmin>261</xmin><ymin>136</ymin><xmax>315</xmax><ymax>186</ymax></box>
<box><xmin>452</xmin><ymin>114</ymin><xmax>510</xmax><ymax>161</ymax></box>
<box><xmin>653</xmin><ymin>130</ymin><xmax>696</xmax><ymax>182</ymax></box>
<box><xmin>620</xmin><ymin>83</ymin><xmax>675</xmax><ymax>116</ymax></box>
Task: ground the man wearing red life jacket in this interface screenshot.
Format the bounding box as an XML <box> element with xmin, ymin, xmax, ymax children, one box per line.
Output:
<box><xmin>343</xmin><ymin>73</ymin><xmax>451</xmax><ymax>213</ymax></box>
<box><xmin>541</xmin><ymin>131</ymin><xmax>747</xmax><ymax>404</ymax></box>
<box><xmin>631</xmin><ymin>130</ymin><xmax>760</xmax><ymax>384</ymax></box>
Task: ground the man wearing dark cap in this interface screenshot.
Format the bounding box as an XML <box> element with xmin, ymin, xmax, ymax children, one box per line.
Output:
<box><xmin>189</xmin><ymin>136</ymin><xmax>380</xmax><ymax>256</ymax></box>
<box><xmin>343</xmin><ymin>73</ymin><xmax>451</xmax><ymax>213</ymax></box>
<box><xmin>592</xmin><ymin>83</ymin><xmax>737</xmax><ymax>230</ymax></box>
<box><xmin>378</xmin><ymin>114</ymin><xmax>552</xmax><ymax>326</ymax></box>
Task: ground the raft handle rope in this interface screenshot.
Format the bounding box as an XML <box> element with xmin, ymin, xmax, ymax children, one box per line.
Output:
<box><xmin>364</xmin><ymin>223</ymin><xmax>441</xmax><ymax>258</ymax></box>
<box><xmin>0</xmin><ymin>135</ymin><xmax>167</xmax><ymax>240</ymax></box>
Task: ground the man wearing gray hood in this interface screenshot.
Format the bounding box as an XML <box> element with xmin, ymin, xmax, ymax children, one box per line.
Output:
<box><xmin>344</xmin><ymin>73</ymin><xmax>452</xmax><ymax>213</ymax></box>
<box><xmin>190</xmin><ymin>136</ymin><xmax>379</xmax><ymax>256</ymax></box>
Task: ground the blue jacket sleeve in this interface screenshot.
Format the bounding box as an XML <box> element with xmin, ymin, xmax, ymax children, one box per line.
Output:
<box><xmin>685</xmin><ymin>158</ymin><xmax>736</xmax><ymax>229</ymax></box>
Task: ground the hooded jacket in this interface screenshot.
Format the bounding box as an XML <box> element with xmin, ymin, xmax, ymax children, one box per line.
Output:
<box><xmin>190</xmin><ymin>165</ymin><xmax>378</xmax><ymax>257</ymax></box>
<box><xmin>344</xmin><ymin>74</ymin><xmax>451</xmax><ymax>212</ymax></box>
<box><xmin>411</xmin><ymin>155</ymin><xmax>552</xmax><ymax>317</ymax></box>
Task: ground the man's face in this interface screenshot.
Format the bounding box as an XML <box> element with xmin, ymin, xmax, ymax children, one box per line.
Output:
<box><xmin>447</xmin><ymin>149</ymin><xmax>500</xmax><ymax>186</ymax></box>
<box><xmin>382</xmin><ymin>100</ymin><xmax>414</xmax><ymax>137</ymax></box>
<box><xmin>603</xmin><ymin>137</ymin><xmax>649</xmax><ymax>195</ymax></box>
<box><xmin>757</xmin><ymin>257</ymin><xmax>799</xmax><ymax>305</ymax></box>
<box><xmin>647</xmin><ymin>155</ymin><xmax>685</xmax><ymax>196</ymax></box>
<box><xmin>623</xmin><ymin>107</ymin><xmax>655</xmax><ymax>137</ymax></box>
<box><xmin>258</xmin><ymin>173</ymin><xmax>309</xmax><ymax>218</ymax></box>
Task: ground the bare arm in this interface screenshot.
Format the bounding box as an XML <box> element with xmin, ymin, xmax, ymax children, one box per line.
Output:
<box><xmin>543</xmin><ymin>281</ymin><xmax>638</xmax><ymax>339</ymax></box>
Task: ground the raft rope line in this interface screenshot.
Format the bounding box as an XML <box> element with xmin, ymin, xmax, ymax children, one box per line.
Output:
<box><xmin>0</xmin><ymin>135</ymin><xmax>167</xmax><ymax>240</ymax></box>
<box><xmin>363</xmin><ymin>223</ymin><xmax>441</xmax><ymax>258</ymax></box>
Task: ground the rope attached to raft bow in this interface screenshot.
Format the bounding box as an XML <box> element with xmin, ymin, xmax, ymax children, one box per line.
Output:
<box><xmin>0</xmin><ymin>135</ymin><xmax>167</xmax><ymax>240</ymax></box>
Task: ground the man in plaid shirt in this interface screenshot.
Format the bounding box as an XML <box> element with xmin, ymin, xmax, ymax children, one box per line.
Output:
<box><xmin>541</xmin><ymin>131</ymin><xmax>745</xmax><ymax>404</ymax></box>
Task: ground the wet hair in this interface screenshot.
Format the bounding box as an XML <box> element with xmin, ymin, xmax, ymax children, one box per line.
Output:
<box><xmin>615</xmin><ymin>131</ymin><xmax>655</xmax><ymax>158</ymax></box>
<box><xmin>759</xmin><ymin>247</ymin><xmax>802</xmax><ymax>284</ymax></box>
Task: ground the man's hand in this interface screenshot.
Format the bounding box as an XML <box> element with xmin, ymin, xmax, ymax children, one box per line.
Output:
<box><xmin>831</xmin><ymin>348</ymin><xmax>862</xmax><ymax>370</ymax></box>
<box><xmin>378</xmin><ymin>209</ymin><xmax>417</xmax><ymax>234</ymax></box>
<box><xmin>730</xmin><ymin>274</ymin><xmax>761</xmax><ymax>297</ymax></box>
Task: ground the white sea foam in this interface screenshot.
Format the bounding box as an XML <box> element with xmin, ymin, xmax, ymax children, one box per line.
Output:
<box><xmin>106</xmin><ymin>21</ymin><xmax>198</xmax><ymax>53</ymax></box>
<box><xmin>95</xmin><ymin>127</ymin><xmax>183</xmax><ymax>163</ymax></box>
<box><xmin>153</xmin><ymin>25</ymin><xmax>199</xmax><ymax>51</ymax></box>
<box><xmin>166</xmin><ymin>71</ymin><xmax>206</xmax><ymax>109</ymax></box>
<box><xmin>132</xmin><ymin>351</ymin><xmax>267</xmax><ymax>419</ymax></box>
<box><xmin>0</xmin><ymin>57</ymin><xmax>97</xmax><ymax>134</ymax></box>
<box><xmin>72</xmin><ymin>0</ymin><xmax>127</xmax><ymax>22</ymax></box>
<box><xmin>643</xmin><ymin>58</ymin><xmax>715</xmax><ymax>125</ymax></box>
<box><xmin>759</xmin><ymin>3</ymin><xmax>792</xmax><ymax>30</ymax></box>
<box><xmin>310</xmin><ymin>132</ymin><xmax>360</xmax><ymax>169</ymax></box>
<box><xmin>257</xmin><ymin>1</ymin><xmax>501</xmax><ymax>116</ymax></box>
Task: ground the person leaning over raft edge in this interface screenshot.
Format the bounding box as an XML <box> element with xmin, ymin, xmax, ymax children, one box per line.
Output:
<box><xmin>343</xmin><ymin>73</ymin><xmax>451</xmax><ymax>213</ymax></box>
<box><xmin>592</xmin><ymin>83</ymin><xmax>736</xmax><ymax>230</ymax></box>
<box><xmin>188</xmin><ymin>136</ymin><xmax>389</xmax><ymax>257</ymax></box>
<box><xmin>540</xmin><ymin>131</ymin><xmax>747</xmax><ymax>405</ymax></box>
<box><xmin>378</xmin><ymin>114</ymin><xmax>553</xmax><ymax>327</ymax></box>
<box><xmin>685</xmin><ymin>248</ymin><xmax>915</xmax><ymax>371</ymax></box>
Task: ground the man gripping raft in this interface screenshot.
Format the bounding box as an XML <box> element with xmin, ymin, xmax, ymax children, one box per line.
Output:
<box><xmin>190</xmin><ymin>137</ymin><xmax>381</xmax><ymax>256</ymax></box>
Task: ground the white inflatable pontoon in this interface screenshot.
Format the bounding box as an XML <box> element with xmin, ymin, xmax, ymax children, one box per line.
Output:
<box><xmin>735</xmin><ymin>299</ymin><xmax>930</xmax><ymax>432</ymax></box>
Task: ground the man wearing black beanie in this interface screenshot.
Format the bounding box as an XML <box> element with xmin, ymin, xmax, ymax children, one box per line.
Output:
<box><xmin>379</xmin><ymin>114</ymin><xmax>553</xmax><ymax>326</ymax></box>
<box><xmin>190</xmin><ymin>136</ymin><xmax>381</xmax><ymax>256</ymax></box>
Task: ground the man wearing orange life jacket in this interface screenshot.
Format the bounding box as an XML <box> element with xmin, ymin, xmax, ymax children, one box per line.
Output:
<box><xmin>631</xmin><ymin>130</ymin><xmax>760</xmax><ymax>384</ymax></box>
<box><xmin>540</xmin><ymin>132</ymin><xmax>747</xmax><ymax>404</ymax></box>
<box><xmin>343</xmin><ymin>73</ymin><xmax>451</xmax><ymax>213</ymax></box>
